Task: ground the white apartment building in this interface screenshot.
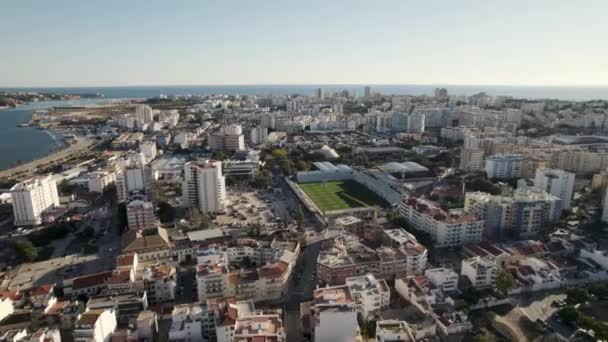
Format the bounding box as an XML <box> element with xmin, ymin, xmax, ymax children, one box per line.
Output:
<box><xmin>173</xmin><ymin>132</ymin><xmax>189</xmax><ymax>149</ymax></box>
<box><xmin>312</xmin><ymin>286</ymin><xmax>360</xmax><ymax>342</ymax></box>
<box><xmin>158</xmin><ymin>110</ymin><xmax>179</xmax><ymax>128</ymax></box>
<box><xmin>250</xmin><ymin>126</ymin><xmax>268</xmax><ymax>145</ymax></box>
<box><xmin>73</xmin><ymin>308</ymin><xmax>117</xmax><ymax>342</ymax></box>
<box><xmin>485</xmin><ymin>154</ymin><xmax>524</xmax><ymax>179</ymax></box>
<box><xmin>460</xmin><ymin>256</ymin><xmax>498</xmax><ymax>289</ymax></box>
<box><xmin>232</xmin><ymin>314</ymin><xmax>285</xmax><ymax>342</ymax></box>
<box><xmin>551</xmin><ymin>150</ymin><xmax>608</xmax><ymax>174</ymax></box>
<box><xmin>0</xmin><ymin>297</ymin><xmax>14</xmax><ymax>322</ymax></box>
<box><xmin>10</xmin><ymin>176</ymin><xmax>60</xmax><ymax>226</ymax></box>
<box><xmin>382</xmin><ymin>229</ymin><xmax>428</xmax><ymax>275</ymax></box>
<box><xmin>182</xmin><ymin>160</ymin><xmax>226</xmax><ymax>213</ymax></box>
<box><xmin>376</xmin><ymin>320</ymin><xmax>416</xmax><ymax>342</ymax></box>
<box><xmin>143</xmin><ymin>265</ymin><xmax>176</xmax><ymax>305</ymax></box>
<box><xmin>534</xmin><ymin>168</ymin><xmax>575</xmax><ymax>210</ymax></box>
<box><xmin>460</xmin><ymin>148</ymin><xmax>484</xmax><ymax>172</ymax></box>
<box><xmin>135</xmin><ymin>105</ymin><xmax>154</xmax><ymax>123</ymax></box>
<box><xmin>602</xmin><ymin>186</ymin><xmax>608</xmax><ymax>224</ymax></box>
<box><xmin>87</xmin><ymin>170</ymin><xmax>116</xmax><ymax>193</ymax></box>
<box><xmin>196</xmin><ymin>259</ymin><xmax>291</xmax><ymax>303</ymax></box>
<box><xmin>440</xmin><ymin>126</ymin><xmax>471</xmax><ymax>142</ymax></box>
<box><xmin>126</xmin><ymin>198</ymin><xmax>157</xmax><ymax>231</ymax></box>
<box><xmin>139</xmin><ymin>141</ymin><xmax>157</xmax><ymax>164</ymax></box>
<box><xmin>208</xmin><ymin>133</ymin><xmax>245</xmax><ymax>152</ymax></box>
<box><xmin>391</xmin><ymin>112</ymin><xmax>426</xmax><ymax>133</ymax></box>
<box><xmin>169</xmin><ymin>304</ymin><xmax>203</xmax><ymax>342</ymax></box>
<box><xmin>424</xmin><ymin>268</ymin><xmax>459</xmax><ymax>293</ymax></box>
<box><xmin>209</xmin><ymin>124</ymin><xmax>245</xmax><ymax>152</ymax></box>
<box><xmin>399</xmin><ymin>197</ymin><xmax>484</xmax><ymax>248</ymax></box>
<box><xmin>464</xmin><ymin>189</ymin><xmax>562</xmax><ymax>239</ymax></box>
<box><xmin>345</xmin><ymin>274</ymin><xmax>390</xmax><ymax>320</ymax></box>
<box><xmin>115</xmin><ymin>159</ymin><xmax>154</xmax><ymax>203</ymax></box>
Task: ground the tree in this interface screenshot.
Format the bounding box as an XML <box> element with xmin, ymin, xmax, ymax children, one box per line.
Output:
<box><xmin>588</xmin><ymin>282</ymin><xmax>608</xmax><ymax>299</ymax></box>
<box><xmin>151</xmin><ymin>182</ymin><xmax>167</xmax><ymax>203</ymax></box>
<box><xmin>386</xmin><ymin>208</ymin><xmax>399</xmax><ymax>224</ymax></box>
<box><xmin>211</xmin><ymin>151</ymin><xmax>226</xmax><ymax>161</ymax></box>
<box><xmin>296</xmin><ymin>205</ymin><xmax>304</xmax><ymax>231</ymax></box>
<box><xmin>295</xmin><ymin>160</ymin><xmax>310</xmax><ymax>171</ymax></box>
<box><xmin>191</xmin><ymin>208</ymin><xmax>210</xmax><ymax>230</ymax></box>
<box><xmin>495</xmin><ymin>269</ymin><xmax>515</xmax><ymax>297</ymax></box>
<box><xmin>117</xmin><ymin>203</ymin><xmax>128</xmax><ymax>234</ymax></box>
<box><xmin>157</xmin><ymin>201</ymin><xmax>176</xmax><ymax>223</ymax></box>
<box><xmin>565</xmin><ymin>288</ymin><xmax>589</xmax><ymax>305</ymax></box>
<box><xmin>271</xmin><ymin>149</ymin><xmax>288</xmax><ymax>160</ymax></box>
<box><xmin>57</xmin><ymin>179</ymin><xmax>74</xmax><ymax>194</ymax></box>
<box><xmin>14</xmin><ymin>240</ymin><xmax>38</xmax><ymax>262</ymax></box>
<box><xmin>470</xmin><ymin>331</ymin><xmax>493</xmax><ymax>342</ymax></box>
<box><xmin>558</xmin><ymin>306</ymin><xmax>579</xmax><ymax>325</ymax></box>
<box><xmin>361</xmin><ymin>320</ymin><xmax>376</xmax><ymax>338</ymax></box>
<box><xmin>252</xmin><ymin>169</ymin><xmax>272</xmax><ymax>188</ymax></box>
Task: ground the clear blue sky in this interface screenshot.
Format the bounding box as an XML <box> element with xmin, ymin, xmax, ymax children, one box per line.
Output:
<box><xmin>2</xmin><ymin>0</ymin><xmax>607</xmax><ymax>87</ymax></box>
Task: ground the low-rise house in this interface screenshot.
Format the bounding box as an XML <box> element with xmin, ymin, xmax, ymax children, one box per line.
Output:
<box><xmin>87</xmin><ymin>291</ymin><xmax>148</xmax><ymax>326</ymax></box>
<box><xmin>345</xmin><ymin>274</ymin><xmax>390</xmax><ymax>320</ymax></box>
<box><xmin>435</xmin><ymin>311</ymin><xmax>473</xmax><ymax>336</ymax></box>
<box><xmin>232</xmin><ymin>314</ymin><xmax>285</xmax><ymax>342</ymax></box>
<box><xmin>168</xmin><ymin>304</ymin><xmax>204</xmax><ymax>342</ymax></box>
<box><xmin>460</xmin><ymin>256</ymin><xmax>498</xmax><ymax>289</ymax></box>
<box><xmin>310</xmin><ymin>285</ymin><xmax>360</xmax><ymax>342</ymax></box>
<box><xmin>375</xmin><ymin>320</ymin><xmax>416</xmax><ymax>342</ymax></box>
<box><xmin>395</xmin><ymin>275</ymin><xmax>454</xmax><ymax>313</ymax></box>
<box><xmin>424</xmin><ymin>268</ymin><xmax>459</xmax><ymax>293</ymax></box>
<box><xmin>73</xmin><ymin>308</ymin><xmax>117</xmax><ymax>342</ymax></box>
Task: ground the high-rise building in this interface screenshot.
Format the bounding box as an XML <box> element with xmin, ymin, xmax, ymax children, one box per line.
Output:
<box><xmin>250</xmin><ymin>126</ymin><xmax>269</xmax><ymax>145</ymax></box>
<box><xmin>534</xmin><ymin>168</ymin><xmax>575</xmax><ymax>210</ymax></box>
<box><xmin>10</xmin><ymin>175</ymin><xmax>60</xmax><ymax>226</ymax></box>
<box><xmin>485</xmin><ymin>154</ymin><xmax>524</xmax><ymax>179</ymax></box>
<box><xmin>460</xmin><ymin>148</ymin><xmax>484</xmax><ymax>172</ymax></box>
<box><xmin>602</xmin><ymin>186</ymin><xmax>608</xmax><ymax>223</ymax></box>
<box><xmin>135</xmin><ymin>105</ymin><xmax>154</xmax><ymax>123</ymax></box>
<box><xmin>551</xmin><ymin>150</ymin><xmax>608</xmax><ymax>174</ymax></box>
<box><xmin>399</xmin><ymin>197</ymin><xmax>484</xmax><ymax>247</ymax></box>
<box><xmin>182</xmin><ymin>160</ymin><xmax>226</xmax><ymax>213</ymax></box>
<box><xmin>364</xmin><ymin>86</ymin><xmax>371</xmax><ymax>98</ymax></box>
<box><xmin>208</xmin><ymin>125</ymin><xmax>245</xmax><ymax>151</ymax></box>
<box><xmin>390</xmin><ymin>112</ymin><xmax>425</xmax><ymax>133</ymax></box>
<box><xmin>115</xmin><ymin>157</ymin><xmax>154</xmax><ymax>203</ymax></box>
<box><xmin>87</xmin><ymin>170</ymin><xmax>116</xmax><ymax>193</ymax></box>
<box><xmin>434</xmin><ymin>87</ymin><xmax>448</xmax><ymax>99</ymax></box>
<box><xmin>464</xmin><ymin>189</ymin><xmax>562</xmax><ymax>239</ymax></box>
<box><xmin>127</xmin><ymin>197</ymin><xmax>157</xmax><ymax>231</ymax></box>
<box><xmin>315</xmin><ymin>87</ymin><xmax>324</xmax><ymax>100</ymax></box>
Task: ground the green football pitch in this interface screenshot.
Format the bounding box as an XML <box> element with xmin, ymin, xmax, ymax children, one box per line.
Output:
<box><xmin>298</xmin><ymin>180</ymin><xmax>388</xmax><ymax>212</ymax></box>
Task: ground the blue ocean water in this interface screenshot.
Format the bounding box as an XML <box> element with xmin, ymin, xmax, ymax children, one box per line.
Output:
<box><xmin>1</xmin><ymin>84</ymin><xmax>607</xmax><ymax>172</ymax></box>
<box><xmin>0</xmin><ymin>98</ymin><xmax>122</xmax><ymax>171</ymax></box>
<box><xmin>2</xmin><ymin>84</ymin><xmax>608</xmax><ymax>101</ymax></box>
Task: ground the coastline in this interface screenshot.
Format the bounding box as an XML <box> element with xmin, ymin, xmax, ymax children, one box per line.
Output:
<box><xmin>0</xmin><ymin>136</ymin><xmax>94</xmax><ymax>179</ymax></box>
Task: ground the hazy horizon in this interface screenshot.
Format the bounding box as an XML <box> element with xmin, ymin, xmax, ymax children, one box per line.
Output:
<box><xmin>2</xmin><ymin>0</ymin><xmax>608</xmax><ymax>87</ymax></box>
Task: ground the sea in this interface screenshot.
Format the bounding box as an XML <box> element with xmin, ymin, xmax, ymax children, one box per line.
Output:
<box><xmin>1</xmin><ymin>84</ymin><xmax>608</xmax><ymax>171</ymax></box>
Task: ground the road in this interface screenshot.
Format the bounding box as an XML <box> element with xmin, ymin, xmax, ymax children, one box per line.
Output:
<box><xmin>284</xmin><ymin>240</ymin><xmax>322</xmax><ymax>341</ymax></box>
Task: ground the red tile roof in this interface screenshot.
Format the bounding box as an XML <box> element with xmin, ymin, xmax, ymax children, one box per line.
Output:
<box><xmin>73</xmin><ymin>271</ymin><xmax>113</xmax><ymax>290</ymax></box>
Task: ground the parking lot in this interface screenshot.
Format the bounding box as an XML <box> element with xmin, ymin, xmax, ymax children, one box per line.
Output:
<box><xmin>215</xmin><ymin>186</ymin><xmax>297</xmax><ymax>228</ymax></box>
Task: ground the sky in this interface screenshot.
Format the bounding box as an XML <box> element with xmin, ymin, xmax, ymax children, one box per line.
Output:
<box><xmin>1</xmin><ymin>0</ymin><xmax>608</xmax><ymax>87</ymax></box>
